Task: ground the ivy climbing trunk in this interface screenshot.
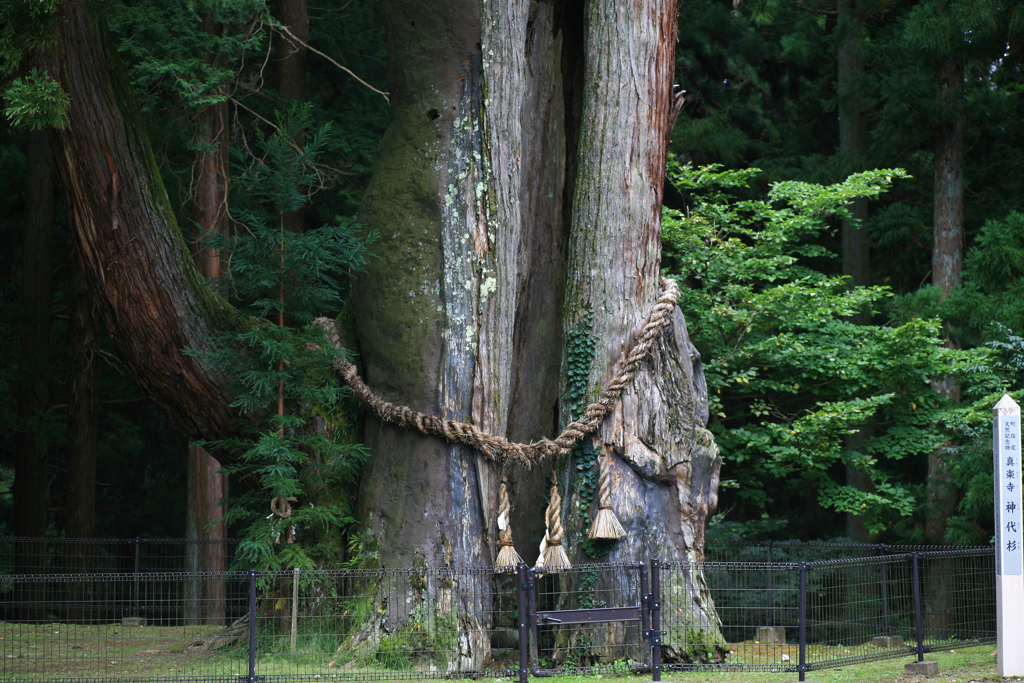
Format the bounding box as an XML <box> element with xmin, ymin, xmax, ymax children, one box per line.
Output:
<box><xmin>353</xmin><ymin>0</ymin><xmax>722</xmax><ymax>669</ymax></box>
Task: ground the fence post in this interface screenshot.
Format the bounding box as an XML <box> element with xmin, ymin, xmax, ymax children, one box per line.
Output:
<box><xmin>766</xmin><ymin>540</ymin><xmax>774</xmax><ymax>626</ymax></box>
<box><xmin>248</xmin><ymin>571</ymin><xmax>258</xmax><ymax>683</ymax></box>
<box><xmin>650</xmin><ymin>559</ymin><xmax>662</xmax><ymax>682</ymax></box>
<box><xmin>798</xmin><ymin>562</ymin><xmax>807</xmax><ymax>683</ymax></box>
<box><xmin>291</xmin><ymin>568</ymin><xmax>299</xmax><ymax>653</ymax></box>
<box><xmin>911</xmin><ymin>553</ymin><xmax>924</xmax><ymax>662</ymax></box>
<box><xmin>877</xmin><ymin>544</ymin><xmax>889</xmax><ymax>632</ymax></box>
<box><xmin>639</xmin><ymin>563</ymin><xmax>651</xmax><ymax>669</ymax></box>
<box><xmin>516</xmin><ymin>563</ymin><xmax>529</xmax><ymax>683</ymax></box>
<box><xmin>133</xmin><ymin>538</ymin><xmax>141</xmax><ymax>619</ymax></box>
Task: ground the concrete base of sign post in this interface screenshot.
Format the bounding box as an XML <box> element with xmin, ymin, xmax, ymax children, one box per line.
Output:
<box><xmin>903</xmin><ymin>661</ymin><xmax>938</xmax><ymax>677</ymax></box>
<box><xmin>756</xmin><ymin>626</ymin><xmax>786</xmax><ymax>644</ymax></box>
<box><xmin>871</xmin><ymin>636</ymin><xmax>904</xmax><ymax>648</ymax></box>
<box><xmin>998</xmin><ymin>574</ymin><xmax>1024</xmax><ymax>676</ymax></box>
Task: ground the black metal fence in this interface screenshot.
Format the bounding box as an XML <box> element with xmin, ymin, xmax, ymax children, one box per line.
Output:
<box><xmin>0</xmin><ymin>544</ymin><xmax>995</xmax><ymax>682</ymax></box>
<box><xmin>0</xmin><ymin>538</ymin><xmax>242</xmax><ymax>575</ymax></box>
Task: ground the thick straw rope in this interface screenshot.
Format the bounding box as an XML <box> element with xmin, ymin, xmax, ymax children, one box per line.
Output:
<box><xmin>314</xmin><ymin>277</ymin><xmax>679</xmax><ymax>467</ymax></box>
<box><xmin>588</xmin><ymin>450</ymin><xmax>626</xmax><ymax>540</ymax></box>
<box><xmin>536</xmin><ymin>474</ymin><xmax>570</xmax><ymax>570</ymax></box>
<box><xmin>495</xmin><ymin>481</ymin><xmax>523</xmax><ymax>571</ymax></box>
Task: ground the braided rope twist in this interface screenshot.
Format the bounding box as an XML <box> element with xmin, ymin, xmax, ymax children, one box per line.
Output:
<box><xmin>315</xmin><ymin>277</ymin><xmax>679</xmax><ymax>467</ymax></box>
<box><xmin>545</xmin><ymin>481</ymin><xmax>564</xmax><ymax>547</ymax></box>
<box><xmin>498</xmin><ymin>482</ymin><xmax>515</xmax><ymax>548</ymax></box>
<box><xmin>597</xmin><ymin>458</ymin><xmax>613</xmax><ymax>510</ymax></box>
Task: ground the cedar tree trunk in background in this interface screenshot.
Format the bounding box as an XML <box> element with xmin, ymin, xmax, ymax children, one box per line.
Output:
<box><xmin>353</xmin><ymin>0</ymin><xmax>721</xmax><ymax>667</ymax></box>
<box><xmin>185</xmin><ymin>46</ymin><xmax>230</xmax><ymax>624</ymax></box>
<box><xmin>927</xmin><ymin>54</ymin><xmax>964</xmax><ymax>545</ymax></box>
<box><xmin>837</xmin><ymin>0</ymin><xmax>874</xmax><ymax>542</ymax></box>
<box><xmin>924</xmin><ymin>54</ymin><xmax>964</xmax><ymax>634</ymax></box>
<box><xmin>66</xmin><ymin>254</ymin><xmax>99</xmax><ymax>620</ymax></box>
<box><xmin>275</xmin><ymin>0</ymin><xmax>308</xmax><ymax>234</ymax></box>
<box><xmin>44</xmin><ymin>1</ymin><xmax>246</xmax><ymax>453</ymax></box>
<box><xmin>13</xmin><ymin>130</ymin><xmax>56</xmax><ymax>620</ymax></box>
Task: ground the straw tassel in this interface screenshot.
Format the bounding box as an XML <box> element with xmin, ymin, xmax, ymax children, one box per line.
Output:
<box><xmin>537</xmin><ymin>473</ymin><xmax>571</xmax><ymax>570</ymax></box>
<box><xmin>495</xmin><ymin>481</ymin><xmax>523</xmax><ymax>572</ymax></box>
<box><xmin>588</xmin><ymin>449</ymin><xmax>626</xmax><ymax>540</ymax></box>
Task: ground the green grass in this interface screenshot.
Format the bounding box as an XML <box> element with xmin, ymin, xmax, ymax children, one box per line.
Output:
<box><xmin>0</xmin><ymin>622</ymin><xmax>1002</xmax><ymax>682</ymax></box>
<box><xmin>527</xmin><ymin>645</ymin><xmax>1000</xmax><ymax>683</ymax></box>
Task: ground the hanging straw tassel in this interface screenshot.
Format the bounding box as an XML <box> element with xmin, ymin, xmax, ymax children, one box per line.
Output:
<box><xmin>540</xmin><ymin>474</ymin><xmax>571</xmax><ymax>569</ymax></box>
<box><xmin>588</xmin><ymin>449</ymin><xmax>626</xmax><ymax>540</ymax></box>
<box><xmin>495</xmin><ymin>481</ymin><xmax>523</xmax><ymax>572</ymax></box>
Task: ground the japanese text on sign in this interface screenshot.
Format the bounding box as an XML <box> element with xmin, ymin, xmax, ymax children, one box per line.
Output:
<box><xmin>996</xmin><ymin>395</ymin><xmax>1023</xmax><ymax>576</ymax></box>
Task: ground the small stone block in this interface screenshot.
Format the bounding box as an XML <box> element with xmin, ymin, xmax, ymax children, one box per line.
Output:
<box><xmin>904</xmin><ymin>660</ymin><xmax>939</xmax><ymax>677</ymax></box>
<box><xmin>872</xmin><ymin>635</ymin><xmax>904</xmax><ymax>648</ymax></box>
<box><xmin>122</xmin><ymin>617</ymin><xmax>146</xmax><ymax>627</ymax></box>
<box><xmin>756</xmin><ymin>626</ymin><xmax>786</xmax><ymax>644</ymax></box>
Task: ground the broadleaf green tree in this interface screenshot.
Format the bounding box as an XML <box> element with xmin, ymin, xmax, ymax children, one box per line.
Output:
<box><xmin>663</xmin><ymin>164</ymin><xmax>1003</xmax><ymax>538</ymax></box>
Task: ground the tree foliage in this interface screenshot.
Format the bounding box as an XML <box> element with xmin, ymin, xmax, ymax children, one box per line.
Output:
<box><xmin>190</xmin><ymin>105</ymin><xmax>373</xmax><ymax>570</ymax></box>
<box><xmin>664</xmin><ymin>164</ymin><xmax>1013</xmax><ymax>540</ymax></box>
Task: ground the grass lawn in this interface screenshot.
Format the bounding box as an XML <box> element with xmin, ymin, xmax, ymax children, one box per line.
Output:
<box><xmin>0</xmin><ymin>621</ymin><xmax>1007</xmax><ymax>682</ymax></box>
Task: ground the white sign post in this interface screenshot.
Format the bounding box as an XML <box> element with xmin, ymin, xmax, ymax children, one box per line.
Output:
<box><xmin>995</xmin><ymin>394</ymin><xmax>1024</xmax><ymax>676</ymax></box>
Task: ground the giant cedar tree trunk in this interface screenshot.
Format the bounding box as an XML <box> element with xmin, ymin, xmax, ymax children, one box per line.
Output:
<box><xmin>45</xmin><ymin>2</ymin><xmax>246</xmax><ymax>454</ymax></box>
<box><xmin>353</xmin><ymin>0</ymin><xmax>720</xmax><ymax>668</ymax></box>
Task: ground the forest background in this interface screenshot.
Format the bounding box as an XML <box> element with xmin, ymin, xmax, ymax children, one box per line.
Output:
<box><xmin>1</xmin><ymin>0</ymin><xmax>1023</xmax><ymax>568</ymax></box>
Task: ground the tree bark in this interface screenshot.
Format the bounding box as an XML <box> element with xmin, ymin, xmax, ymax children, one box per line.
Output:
<box><xmin>924</xmin><ymin>54</ymin><xmax>964</xmax><ymax>636</ymax></box>
<box><xmin>837</xmin><ymin>0</ymin><xmax>874</xmax><ymax>542</ymax></box>
<box><xmin>353</xmin><ymin>0</ymin><xmax>721</xmax><ymax>668</ymax></box>
<box><xmin>275</xmin><ymin>0</ymin><xmax>308</xmax><ymax>234</ymax></box>
<box><xmin>553</xmin><ymin>0</ymin><xmax>721</xmax><ymax>662</ymax></box>
<box><xmin>926</xmin><ymin>54</ymin><xmax>964</xmax><ymax>545</ymax></box>
<box><xmin>184</xmin><ymin>31</ymin><xmax>231</xmax><ymax>623</ymax></box>
<box><xmin>14</xmin><ymin>129</ymin><xmax>56</xmax><ymax>620</ymax></box>
<box><xmin>45</xmin><ymin>2</ymin><xmax>246</xmax><ymax>456</ymax></box>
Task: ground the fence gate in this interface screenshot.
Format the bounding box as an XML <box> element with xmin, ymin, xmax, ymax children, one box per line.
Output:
<box><xmin>516</xmin><ymin>561</ymin><xmax>662</xmax><ymax>683</ymax></box>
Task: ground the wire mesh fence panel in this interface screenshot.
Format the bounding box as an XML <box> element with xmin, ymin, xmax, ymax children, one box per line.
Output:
<box><xmin>528</xmin><ymin>563</ymin><xmax>646</xmax><ymax>675</ymax></box>
<box><xmin>0</xmin><ymin>538</ymin><xmax>242</xmax><ymax>576</ymax></box>
<box><xmin>0</xmin><ymin>572</ymin><xmax>250</xmax><ymax>682</ymax></box>
<box><xmin>800</xmin><ymin>556</ymin><xmax>917</xmax><ymax>670</ymax></box>
<box><xmin>251</xmin><ymin>566</ymin><xmax>519</xmax><ymax>681</ymax></box>
<box><xmin>661</xmin><ymin>560</ymin><xmax>801</xmax><ymax>672</ymax></box>
<box><xmin>704</xmin><ymin>541</ymin><xmax>972</xmax><ymax>564</ymax></box>
<box><xmin>917</xmin><ymin>549</ymin><xmax>996</xmax><ymax>649</ymax></box>
<box><xmin>0</xmin><ymin>546</ymin><xmax>999</xmax><ymax>682</ymax></box>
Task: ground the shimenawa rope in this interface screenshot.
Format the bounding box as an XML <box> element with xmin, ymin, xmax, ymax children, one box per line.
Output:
<box><xmin>314</xmin><ymin>276</ymin><xmax>679</xmax><ymax>467</ymax></box>
<box><xmin>494</xmin><ymin>481</ymin><xmax>523</xmax><ymax>571</ymax></box>
<box><xmin>588</xmin><ymin>448</ymin><xmax>626</xmax><ymax>540</ymax></box>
